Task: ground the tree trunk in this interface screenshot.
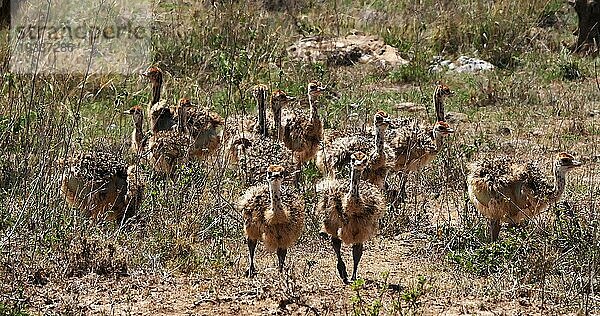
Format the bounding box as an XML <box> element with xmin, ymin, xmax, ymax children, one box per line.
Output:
<box><xmin>0</xmin><ymin>0</ymin><xmax>9</xmax><ymax>27</ymax></box>
<box><xmin>572</xmin><ymin>0</ymin><xmax>600</xmax><ymax>53</ymax></box>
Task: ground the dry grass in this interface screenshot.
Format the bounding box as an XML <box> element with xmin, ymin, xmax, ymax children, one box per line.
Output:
<box><xmin>1</xmin><ymin>0</ymin><xmax>599</xmax><ymax>314</ymax></box>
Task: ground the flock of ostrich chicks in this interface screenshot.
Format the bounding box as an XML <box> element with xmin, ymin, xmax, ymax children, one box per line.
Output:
<box><xmin>59</xmin><ymin>66</ymin><xmax>582</xmax><ymax>283</ymax></box>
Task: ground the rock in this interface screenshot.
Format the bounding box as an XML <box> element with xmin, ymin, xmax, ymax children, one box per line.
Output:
<box><xmin>454</xmin><ymin>56</ymin><xmax>495</xmax><ymax>73</ymax></box>
<box><xmin>287</xmin><ymin>33</ymin><xmax>409</xmax><ymax>67</ymax></box>
<box><xmin>429</xmin><ymin>55</ymin><xmax>495</xmax><ymax>74</ymax></box>
<box><xmin>407</xmin><ymin>106</ymin><xmax>426</xmax><ymax>113</ymax></box>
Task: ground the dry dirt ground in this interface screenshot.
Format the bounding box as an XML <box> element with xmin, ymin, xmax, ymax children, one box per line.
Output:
<box><xmin>24</xmin><ymin>232</ymin><xmax>585</xmax><ymax>316</ymax></box>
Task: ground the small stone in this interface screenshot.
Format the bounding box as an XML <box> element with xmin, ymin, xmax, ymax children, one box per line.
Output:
<box><xmin>407</xmin><ymin>106</ymin><xmax>426</xmax><ymax>112</ymax></box>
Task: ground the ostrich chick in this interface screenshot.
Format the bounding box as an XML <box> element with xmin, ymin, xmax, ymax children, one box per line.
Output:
<box><xmin>146</xmin><ymin>104</ymin><xmax>191</xmax><ymax>177</ymax></box>
<box><xmin>317</xmin><ymin>110</ymin><xmax>394</xmax><ymax>189</ymax></box>
<box><xmin>387</xmin><ymin>120</ymin><xmax>454</xmax><ymax>201</ymax></box>
<box><xmin>468</xmin><ymin>152</ymin><xmax>582</xmax><ymax>241</ymax></box>
<box><xmin>281</xmin><ymin>81</ymin><xmax>326</xmax><ymax>165</ymax></box>
<box><xmin>386</xmin><ymin>82</ymin><xmax>454</xmax><ymax>201</ymax></box>
<box><xmin>316</xmin><ymin>151</ymin><xmax>386</xmax><ymax>283</ymax></box>
<box><xmin>173</xmin><ymin>98</ymin><xmax>224</xmax><ymax>158</ymax></box>
<box><xmin>232</xmin><ymin>136</ymin><xmax>297</xmax><ymax>187</ymax></box>
<box><xmin>237</xmin><ymin>165</ymin><xmax>305</xmax><ymax>276</ymax></box>
<box><xmin>389</xmin><ymin>120</ymin><xmax>455</xmax><ymax>173</ymax></box>
<box><xmin>60</xmin><ymin>151</ymin><xmax>144</xmax><ymax>222</ymax></box>
<box><xmin>142</xmin><ymin>66</ymin><xmax>175</xmax><ymax>132</ymax></box>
